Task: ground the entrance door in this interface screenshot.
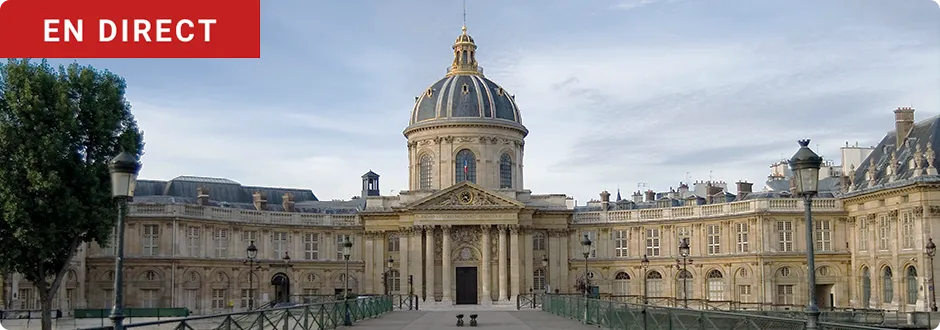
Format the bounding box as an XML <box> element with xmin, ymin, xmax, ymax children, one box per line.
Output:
<box><xmin>271</xmin><ymin>273</ymin><xmax>290</xmax><ymax>304</ymax></box>
<box><xmin>455</xmin><ymin>267</ymin><xmax>478</xmax><ymax>304</ymax></box>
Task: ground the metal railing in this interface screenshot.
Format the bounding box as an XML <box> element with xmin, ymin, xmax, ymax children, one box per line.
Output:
<box><xmin>517</xmin><ymin>292</ymin><xmax>544</xmax><ymax>310</ymax></box>
<box><xmin>390</xmin><ymin>294</ymin><xmax>418</xmax><ymax>310</ymax></box>
<box><xmin>541</xmin><ymin>294</ymin><xmax>894</xmax><ymax>330</ymax></box>
<box><xmin>77</xmin><ymin>295</ymin><xmax>393</xmax><ymax>330</ymax></box>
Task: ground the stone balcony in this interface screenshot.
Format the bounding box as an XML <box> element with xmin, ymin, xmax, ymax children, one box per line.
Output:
<box><xmin>128</xmin><ymin>203</ymin><xmax>361</xmax><ymax>227</ymax></box>
<box><xmin>572</xmin><ymin>198</ymin><xmax>842</xmax><ymax>224</ymax></box>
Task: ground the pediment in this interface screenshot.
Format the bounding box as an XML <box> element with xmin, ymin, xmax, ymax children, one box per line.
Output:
<box><xmin>407</xmin><ymin>182</ymin><xmax>525</xmax><ymax>210</ymax></box>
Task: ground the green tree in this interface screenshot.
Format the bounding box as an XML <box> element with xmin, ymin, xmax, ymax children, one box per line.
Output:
<box><xmin>0</xmin><ymin>59</ymin><xmax>144</xmax><ymax>330</ymax></box>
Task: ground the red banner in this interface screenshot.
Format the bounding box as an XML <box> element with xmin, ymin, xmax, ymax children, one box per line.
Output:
<box><xmin>0</xmin><ymin>0</ymin><xmax>260</xmax><ymax>58</ymax></box>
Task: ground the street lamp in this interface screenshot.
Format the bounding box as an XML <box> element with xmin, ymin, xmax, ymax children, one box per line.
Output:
<box><xmin>342</xmin><ymin>236</ymin><xmax>354</xmax><ymax>326</ymax></box>
<box><xmin>542</xmin><ymin>255</ymin><xmax>550</xmax><ymax>292</ymax></box>
<box><xmin>789</xmin><ymin>138</ymin><xmax>823</xmax><ymax>330</ymax></box>
<box><xmin>244</xmin><ymin>240</ymin><xmax>259</xmax><ymax>309</ymax></box>
<box><xmin>927</xmin><ymin>238</ymin><xmax>937</xmax><ymax>311</ymax></box>
<box><xmin>384</xmin><ymin>256</ymin><xmax>394</xmax><ymax>296</ymax></box>
<box><xmin>676</xmin><ymin>238</ymin><xmax>692</xmax><ymax>308</ymax></box>
<box><xmin>580</xmin><ymin>234</ymin><xmax>592</xmax><ymax>324</ymax></box>
<box><xmin>641</xmin><ymin>255</ymin><xmax>650</xmax><ymax>305</ymax></box>
<box><xmin>108</xmin><ymin>151</ymin><xmax>141</xmax><ymax>330</ymax></box>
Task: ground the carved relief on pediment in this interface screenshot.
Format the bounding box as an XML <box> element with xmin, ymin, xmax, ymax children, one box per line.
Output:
<box><xmin>931</xmin><ymin>206</ymin><xmax>940</xmax><ymax>217</ymax></box>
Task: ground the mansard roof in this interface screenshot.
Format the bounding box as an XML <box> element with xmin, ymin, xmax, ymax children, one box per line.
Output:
<box><xmin>847</xmin><ymin>114</ymin><xmax>940</xmax><ymax>195</ymax></box>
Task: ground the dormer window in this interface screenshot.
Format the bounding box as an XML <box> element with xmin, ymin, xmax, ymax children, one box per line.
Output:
<box><xmin>496</xmin><ymin>87</ymin><xmax>504</xmax><ymax>96</ymax></box>
<box><xmin>426</xmin><ymin>88</ymin><xmax>434</xmax><ymax>97</ymax></box>
<box><xmin>462</xmin><ymin>84</ymin><xmax>470</xmax><ymax>95</ymax></box>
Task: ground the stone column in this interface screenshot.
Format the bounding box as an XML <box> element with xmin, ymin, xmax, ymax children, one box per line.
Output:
<box><xmin>441</xmin><ymin>225</ymin><xmax>453</xmax><ymax>305</ymax></box>
<box><xmin>409</xmin><ymin>227</ymin><xmax>423</xmax><ymax>299</ymax></box>
<box><xmin>498</xmin><ymin>225</ymin><xmax>508</xmax><ymax>301</ymax></box>
<box><xmin>510</xmin><ymin>225</ymin><xmax>521</xmax><ymax>302</ymax></box>
<box><xmin>398</xmin><ymin>229</ymin><xmax>410</xmax><ymax>295</ymax></box>
<box><xmin>364</xmin><ymin>233</ymin><xmax>375</xmax><ymax>294</ymax></box>
<box><xmin>425</xmin><ymin>226</ymin><xmax>436</xmax><ymax>303</ymax></box>
<box><xmin>481</xmin><ymin>225</ymin><xmax>493</xmax><ymax>305</ymax></box>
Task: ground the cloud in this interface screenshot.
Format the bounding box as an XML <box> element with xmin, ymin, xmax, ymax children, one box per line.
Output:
<box><xmin>88</xmin><ymin>0</ymin><xmax>940</xmax><ymax>203</ymax></box>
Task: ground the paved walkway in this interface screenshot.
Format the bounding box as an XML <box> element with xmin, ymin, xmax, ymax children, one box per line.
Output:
<box><xmin>348</xmin><ymin>310</ymin><xmax>599</xmax><ymax>330</ymax></box>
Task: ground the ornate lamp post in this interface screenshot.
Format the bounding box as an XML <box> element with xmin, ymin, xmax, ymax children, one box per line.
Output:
<box><xmin>108</xmin><ymin>151</ymin><xmax>141</xmax><ymax>330</ymax></box>
<box><xmin>927</xmin><ymin>238</ymin><xmax>937</xmax><ymax>311</ymax></box>
<box><xmin>789</xmin><ymin>139</ymin><xmax>823</xmax><ymax>330</ymax></box>
<box><xmin>542</xmin><ymin>255</ymin><xmax>550</xmax><ymax>292</ymax></box>
<box><xmin>676</xmin><ymin>238</ymin><xmax>692</xmax><ymax>308</ymax></box>
<box><xmin>244</xmin><ymin>240</ymin><xmax>259</xmax><ymax>309</ymax></box>
<box><xmin>384</xmin><ymin>256</ymin><xmax>394</xmax><ymax>296</ymax></box>
<box><xmin>641</xmin><ymin>254</ymin><xmax>650</xmax><ymax>305</ymax></box>
<box><xmin>581</xmin><ymin>234</ymin><xmax>592</xmax><ymax>324</ymax></box>
<box><xmin>342</xmin><ymin>236</ymin><xmax>354</xmax><ymax>326</ymax></box>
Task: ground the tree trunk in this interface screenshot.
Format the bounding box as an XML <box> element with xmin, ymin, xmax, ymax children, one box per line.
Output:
<box><xmin>39</xmin><ymin>287</ymin><xmax>53</xmax><ymax>330</ymax></box>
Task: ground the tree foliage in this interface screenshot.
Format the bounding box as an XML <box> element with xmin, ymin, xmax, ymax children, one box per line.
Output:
<box><xmin>0</xmin><ymin>58</ymin><xmax>144</xmax><ymax>330</ymax></box>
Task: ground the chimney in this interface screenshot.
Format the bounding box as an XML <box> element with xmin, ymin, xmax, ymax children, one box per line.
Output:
<box><xmin>735</xmin><ymin>181</ymin><xmax>753</xmax><ymax>199</ymax></box>
<box><xmin>252</xmin><ymin>191</ymin><xmax>268</xmax><ymax>211</ymax></box>
<box><xmin>196</xmin><ymin>186</ymin><xmax>209</xmax><ymax>206</ymax></box>
<box><xmin>677</xmin><ymin>183</ymin><xmax>689</xmax><ymax>198</ymax></box>
<box><xmin>632</xmin><ymin>191</ymin><xmax>643</xmax><ymax>204</ymax></box>
<box><xmin>645</xmin><ymin>190</ymin><xmax>656</xmax><ymax>203</ymax></box>
<box><xmin>282</xmin><ymin>192</ymin><xmax>295</xmax><ymax>212</ymax></box>
<box><xmin>894</xmin><ymin>106</ymin><xmax>915</xmax><ymax>146</ymax></box>
<box><xmin>599</xmin><ymin>190</ymin><xmax>610</xmax><ymax>211</ymax></box>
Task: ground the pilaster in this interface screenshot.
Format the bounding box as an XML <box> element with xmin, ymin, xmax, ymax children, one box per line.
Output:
<box><xmin>399</xmin><ymin>228</ymin><xmax>410</xmax><ymax>295</ymax></box>
<box><xmin>509</xmin><ymin>225</ymin><xmax>521</xmax><ymax>301</ymax></box>
<box><xmin>498</xmin><ymin>225</ymin><xmax>508</xmax><ymax>301</ymax></box>
<box><xmin>481</xmin><ymin>225</ymin><xmax>493</xmax><ymax>304</ymax></box>
<box><xmin>409</xmin><ymin>227</ymin><xmax>423</xmax><ymax>299</ymax></box>
<box><xmin>441</xmin><ymin>225</ymin><xmax>453</xmax><ymax>305</ymax></box>
<box><xmin>425</xmin><ymin>225</ymin><xmax>436</xmax><ymax>303</ymax></box>
<box><xmin>364</xmin><ymin>233</ymin><xmax>375</xmax><ymax>294</ymax></box>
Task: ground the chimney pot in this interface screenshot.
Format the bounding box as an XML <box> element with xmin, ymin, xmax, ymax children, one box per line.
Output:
<box><xmin>252</xmin><ymin>191</ymin><xmax>268</xmax><ymax>211</ymax></box>
<box><xmin>894</xmin><ymin>106</ymin><xmax>915</xmax><ymax>146</ymax></box>
<box><xmin>282</xmin><ymin>192</ymin><xmax>295</xmax><ymax>212</ymax></box>
<box><xmin>197</xmin><ymin>187</ymin><xmax>210</xmax><ymax>206</ymax></box>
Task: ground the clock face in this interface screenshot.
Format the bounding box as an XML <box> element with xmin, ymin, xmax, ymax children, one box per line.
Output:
<box><xmin>459</xmin><ymin>191</ymin><xmax>474</xmax><ymax>204</ymax></box>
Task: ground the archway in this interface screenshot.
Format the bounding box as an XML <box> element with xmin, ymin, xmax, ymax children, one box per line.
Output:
<box><xmin>271</xmin><ymin>273</ymin><xmax>291</xmax><ymax>304</ymax></box>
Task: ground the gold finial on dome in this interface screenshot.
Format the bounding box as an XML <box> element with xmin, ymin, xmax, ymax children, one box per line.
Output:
<box><xmin>447</xmin><ymin>1</ymin><xmax>482</xmax><ymax>77</ymax></box>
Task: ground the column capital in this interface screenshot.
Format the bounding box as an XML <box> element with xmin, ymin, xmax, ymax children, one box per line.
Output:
<box><xmin>497</xmin><ymin>225</ymin><xmax>508</xmax><ymax>233</ymax></box>
<box><xmin>441</xmin><ymin>224</ymin><xmax>453</xmax><ymax>232</ymax></box>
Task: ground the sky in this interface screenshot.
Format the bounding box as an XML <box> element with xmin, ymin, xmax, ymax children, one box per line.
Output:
<box><xmin>46</xmin><ymin>0</ymin><xmax>940</xmax><ymax>203</ymax></box>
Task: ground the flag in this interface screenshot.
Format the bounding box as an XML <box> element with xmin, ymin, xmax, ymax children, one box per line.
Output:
<box><xmin>463</xmin><ymin>160</ymin><xmax>469</xmax><ymax>178</ymax></box>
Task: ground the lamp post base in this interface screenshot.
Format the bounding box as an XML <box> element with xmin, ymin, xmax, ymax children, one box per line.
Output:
<box><xmin>108</xmin><ymin>308</ymin><xmax>125</xmax><ymax>330</ymax></box>
<box><xmin>343</xmin><ymin>299</ymin><xmax>353</xmax><ymax>326</ymax></box>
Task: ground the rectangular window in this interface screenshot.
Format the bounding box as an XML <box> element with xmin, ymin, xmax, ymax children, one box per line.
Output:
<box><xmin>676</xmin><ymin>227</ymin><xmax>692</xmax><ymax>254</ymax></box>
<box><xmin>388</xmin><ymin>234</ymin><xmax>400</xmax><ymax>252</ymax></box>
<box><xmin>859</xmin><ymin>217</ymin><xmax>868</xmax><ymax>251</ymax></box>
<box><xmin>214</xmin><ymin>229</ymin><xmax>228</xmax><ymax>258</ymax></box>
<box><xmin>184</xmin><ymin>289</ymin><xmax>198</xmax><ymax>312</ymax></box>
<box><xmin>735</xmin><ymin>223</ymin><xmax>749</xmax><ymax>253</ymax></box>
<box><xmin>240</xmin><ymin>289</ymin><xmax>256</xmax><ymax>308</ymax></box>
<box><xmin>212</xmin><ymin>289</ymin><xmax>226</xmax><ymax>309</ymax></box>
<box><xmin>815</xmin><ymin>220</ymin><xmax>832</xmax><ymax>251</ymax></box>
<box><xmin>706</xmin><ymin>224</ymin><xmax>720</xmax><ymax>255</ymax></box>
<box><xmin>737</xmin><ymin>285</ymin><xmax>751</xmax><ymax>303</ymax></box>
<box><xmin>648</xmin><ymin>278</ymin><xmax>663</xmax><ymax>297</ymax></box>
<box><xmin>776</xmin><ymin>285</ymin><xmax>794</xmax><ymax>305</ymax></box>
<box><xmin>141</xmin><ymin>289</ymin><xmax>158</xmax><ymax>308</ymax></box>
<box><xmin>242</xmin><ymin>230</ymin><xmax>258</xmax><ymax>243</ymax></box>
<box><xmin>581</xmin><ymin>231</ymin><xmax>597</xmax><ymax>258</ymax></box>
<box><xmin>187</xmin><ymin>226</ymin><xmax>201</xmax><ymax>257</ymax></box>
<box><xmin>776</xmin><ymin>221</ymin><xmax>793</xmax><ymax>252</ymax></box>
<box><xmin>65</xmin><ymin>289</ymin><xmax>74</xmax><ymax>311</ymax></box>
<box><xmin>646</xmin><ymin>228</ymin><xmax>661</xmax><ymax>257</ymax></box>
<box><xmin>533</xmin><ymin>232</ymin><xmax>546</xmax><ymax>251</ymax></box>
<box><xmin>879</xmin><ymin>215</ymin><xmax>889</xmax><ymax>250</ymax></box>
<box><xmin>143</xmin><ymin>224</ymin><xmax>159</xmax><ymax>256</ymax></box>
<box><xmin>103</xmin><ymin>289</ymin><xmax>113</xmax><ymax>309</ymax></box>
<box><xmin>18</xmin><ymin>288</ymin><xmax>32</xmax><ymax>309</ymax></box>
<box><xmin>902</xmin><ymin>212</ymin><xmax>914</xmax><ymax>249</ymax></box>
<box><xmin>105</xmin><ymin>227</ymin><xmax>117</xmax><ymax>256</ymax></box>
<box><xmin>336</xmin><ymin>234</ymin><xmax>351</xmax><ymax>260</ymax></box>
<box><xmin>304</xmin><ymin>233</ymin><xmax>320</xmax><ymax>260</ymax></box>
<box><xmin>613</xmin><ymin>230</ymin><xmax>628</xmax><ymax>257</ymax></box>
<box><xmin>272</xmin><ymin>231</ymin><xmax>289</xmax><ymax>259</ymax></box>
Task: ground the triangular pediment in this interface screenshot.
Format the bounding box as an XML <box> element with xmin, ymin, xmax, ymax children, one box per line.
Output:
<box><xmin>407</xmin><ymin>182</ymin><xmax>525</xmax><ymax>210</ymax></box>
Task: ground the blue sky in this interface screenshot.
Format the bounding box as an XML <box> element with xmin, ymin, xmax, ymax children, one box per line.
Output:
<box><xmin>49</xmin><ymin>0</ymin><xmax>940</xmax><ymax>203</ymax></box>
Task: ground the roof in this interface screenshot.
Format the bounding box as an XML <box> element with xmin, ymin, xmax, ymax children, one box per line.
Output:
<box><xmin>846</xmin><ymin>114</ymin><xmax>940</xmax><ymax>195</ymax></box>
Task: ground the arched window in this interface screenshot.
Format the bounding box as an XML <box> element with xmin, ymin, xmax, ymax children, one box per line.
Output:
<box><xmin>861</xmin><ymin>267</ymin><xmax>871</xmax><ymax>308</ymax></box>
<box><xmin>906</xmin><ymin>266</ymin><xmax>918</xmax><ymax>305</ymax></box>
<box><xmin>707</xmin><ymin>270</ymin><xmax>724</xmax><ymax>301</ymax></box>
<box><xmin>419</xmin><ymin>154</ymin><xmax>433</xmax><ymax>190</ymax></box>
<box><xmin>145</xmin><ymin>271</ymin><xmax>157</xmax><ymax>281</ymax></box>
<box><xmin>499</xmin><ymin>153</ymin><xmax>513</xmax><ymax>188</ymax></box>
<box><xmin>647</xmin><ymin>271</ymin><xmax>663</xmax><ymax>297</ymax></box>
<box><xmin>532</xmin><ymin>232</ymin><xmax>546</xmax><ymax>251</ymax></box>
<box><xmin>533</xmin><ymin>268</ymin><xmax>546</xmax><ymax>291</ymax></box>
<box><xmin>455</xmin><ymin>149</ymin><xmax>476</xmax><ymax>184</ymax></box>
<box><xmin>389</xmin><ymin>270</ymin><xmax>401</xmax><ymax>293</ymax></box>
<box><xmin>883</xmin><ymin>267</ymin><xmax>893</xmax><ymax>303</ymax></box>
<box><xmin>677</xmin><ymin>270</ymin><xmax>693</xmax><ymax>301</ymax></box>
<box><xmin>614</xmin><ymin>272</ymin><xmax>630</xmax><ymax>296</ymax></box>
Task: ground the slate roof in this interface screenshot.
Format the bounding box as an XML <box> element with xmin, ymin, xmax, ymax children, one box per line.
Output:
<box><xmin>132</xmin><ymin>176</ymin><xmax>362</xmax><ymax>214</ymax></box>
<box><xmin>845</xmin><ymin>114</ymin><xmax>940</xmax><ymax>195</ymax></box>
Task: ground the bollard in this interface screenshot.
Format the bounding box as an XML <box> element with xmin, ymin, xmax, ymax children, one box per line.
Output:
<box><xmin>469</xmin><ymin>314</ymin><xmax>478</xmax><ymax>326</ymax></box>
<box><xmin>456</xmin><ymin>314</ymin><xmax>465</xmax><ymax>326</ymax></box>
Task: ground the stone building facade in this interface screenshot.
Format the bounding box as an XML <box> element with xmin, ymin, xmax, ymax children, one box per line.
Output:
<box><xmin>3</xmin><ymin>25</ymin><xmax>940</xmax><ymax>316</ymax></box>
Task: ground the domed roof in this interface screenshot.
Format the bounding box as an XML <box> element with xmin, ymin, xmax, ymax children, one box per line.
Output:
<box><xmin>406</xmin><ymin>26</ymin><xmax>525</xmax><ymax>134</ymax></box>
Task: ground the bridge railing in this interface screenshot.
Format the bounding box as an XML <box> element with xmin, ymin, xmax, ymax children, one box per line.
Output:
<box><xmin>541</xmin><ymin>294</ymin><xmax>892</xmax><ymax>330</ymax></box>
<box><xmin>77</xmin><ymin>295</ymin><xmax>393</xmax><ymax>330</ymax></box>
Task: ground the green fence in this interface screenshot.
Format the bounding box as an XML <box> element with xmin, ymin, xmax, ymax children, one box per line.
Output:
<box><xmin>78</xmin><ymin>295</ymin><xmax>394</xmax><ymax>330</ymax></box>
<box><xmin>541</xmin><ymin>294</ymin><xmax>893</xmax><ymax>330</ymax></box>
<box><xmin>74</xmin><ymin>308</ymin><xmax>190</xmax><ymax>319</ymax></box>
